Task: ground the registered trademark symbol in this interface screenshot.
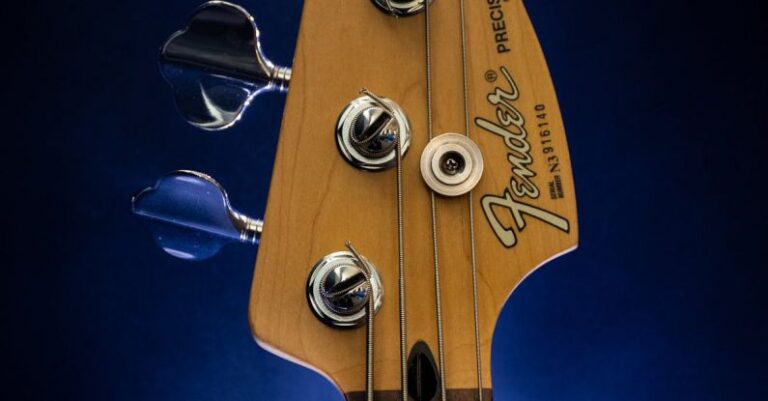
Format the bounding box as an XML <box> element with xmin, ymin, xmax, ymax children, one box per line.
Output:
<box><xmin>485</xmin><ymin>70</ymin><xmax>498</xmax><ymax>83</ymax></box>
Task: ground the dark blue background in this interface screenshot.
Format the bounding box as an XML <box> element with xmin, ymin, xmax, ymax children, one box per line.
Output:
<box><xmin>3</xmin><ymin>1</ymin><xmax>766</xmax><ymax>400</ymax></box>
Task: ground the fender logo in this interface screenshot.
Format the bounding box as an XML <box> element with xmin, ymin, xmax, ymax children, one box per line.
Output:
<box><xmin>475</xmin><ymin>67</ymin><xmax>570</xmax><ymax>247</ymax></box>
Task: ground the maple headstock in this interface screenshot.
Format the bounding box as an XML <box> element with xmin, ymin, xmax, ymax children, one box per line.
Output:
<box><xmin>249</xmin><ymin>0</ymin><xmax>578</xmax><ymax>399</ymax></box>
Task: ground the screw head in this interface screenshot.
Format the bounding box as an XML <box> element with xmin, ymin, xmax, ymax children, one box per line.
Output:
<box><xmin>420</xmin><ymin>134</ymin><xmax>485</xmax><ymax>197</ymax></box>
<box><xmin>440</xmin><ymin>151</ymin><xmax>466</xmax><ymax>176</ymax></box>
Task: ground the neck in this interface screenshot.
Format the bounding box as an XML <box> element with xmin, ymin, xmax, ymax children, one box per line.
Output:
<box><xmin>346</xmin><ymin>389</ymin><xmax>493</xmax><ymax>401</ymax></box>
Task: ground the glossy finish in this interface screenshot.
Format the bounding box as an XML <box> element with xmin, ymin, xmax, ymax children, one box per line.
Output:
<box><xmin>370</xmin><ymin>0</ymin><xmax>432</xmax><ymax>17</ymax></box>
<box><xmin>132</xmin><ymin>170</ymin><xmax>262</xmax><ymax>260</ymax></box>
<box><xmin>420</xmin><ymin>133</ymin><xmax>484</xmax><ymax>197</ymax></box>
<box><xmin>161</xmin><ymin>1</ymin><xmax>290</xmax><ymax>130</ymax></box>
<box><xmin>336</xmin><ymin>94</ymin><xmax>411</xmax><ymax>171</ymax></box>
<box><xmin>159</xmin><ymin>62</ymin><xmax>271</xmax><ymax>130</ymax></box>
<box><xmin>307</xmin><ymin>252</ymin><xmax>383</xmax><ymax>328</ymax></box>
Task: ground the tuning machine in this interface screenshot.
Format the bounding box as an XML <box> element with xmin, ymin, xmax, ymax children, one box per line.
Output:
<box><xmin>307</xmin><ymin>243</ymin><xmax>383</xmax><ymax>328</ymax></box>
<box><xmin>370</xmin><ymin>0</ymin><xmax>433</xmax><ymax>17</ymax></box>
<box><xmin>336</xmin><ymin>89</ymin><xmax>411</xmax><ymax>171</ymax></box>
<box><xmin>132</xmin><ymin>170</ymin><xmax>262</xmax><ymax>260</ymax></box>
<box><xmin>160</xmin><ymin>1</ymin><xmax>291</xmax><ymax>130</ymax></box>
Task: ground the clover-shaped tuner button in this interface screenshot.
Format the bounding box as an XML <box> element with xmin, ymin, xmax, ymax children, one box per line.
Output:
<box><xmin>132</xmin><ymin>170</ymin><xmax>262</xmax><ymax>261</ymax></box>
<box><xmin>160</xmin><ymin>1</ymin><xmax>291</xmax><ymax>130</ymax></box>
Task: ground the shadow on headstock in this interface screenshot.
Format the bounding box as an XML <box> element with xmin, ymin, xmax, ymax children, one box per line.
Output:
<box><xmin>249</xmin><ymin>0</ymin><xmax>578</xmax><ymax>399</ymax></box>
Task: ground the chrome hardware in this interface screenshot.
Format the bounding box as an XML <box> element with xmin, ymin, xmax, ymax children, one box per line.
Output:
<box><xmin>336</xmin><ymin>89</ymin><xmax>411</xmax><ymax>171</ymax></box>
<box><xmin>307</xmin><ymin>245</ymin><xmax>383</xmax><ymax>328</ymax></box>
<box><xmin>420</xmin><ymin>133</ymin><xmax>484</xmax><ymax>197</ymax></box>
<box><xmin>371</xmin><ymin>0</ymin><xmax>433</xmax><ymax>17</ymax></box>
<box><xmin>132</xmin><ymin>170</ymin><xmax>262</xmax><ymax>260</ymax></box>
<box><xmin>160</xmin><ymin>1</ymin><xmax>291</xmax><ymax>130</ymax></box>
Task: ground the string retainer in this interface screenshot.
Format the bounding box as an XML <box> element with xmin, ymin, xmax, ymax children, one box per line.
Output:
<box><xmin>420</xmin><ymin>133</ymin><xmax>484</xmax><ymax>197</ymax></box>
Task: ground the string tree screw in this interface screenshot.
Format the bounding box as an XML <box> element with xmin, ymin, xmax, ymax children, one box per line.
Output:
<box><xmin>420</xmin><ymin>133</ymin><xmax>484</xmax><ymax>197</ymax></box>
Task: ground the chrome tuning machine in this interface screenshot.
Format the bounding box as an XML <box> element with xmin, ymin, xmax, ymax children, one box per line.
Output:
<box><xmin>132</xmin><ymin>170</ymin><xmax>262</xmax><ymax>260</ymax></box>
<box><xmin>160</xmin><ymin>1</ymin><xmax>291</xmax><ymax>130</ymax></box>
<box><xmin>336</xmin><ymin>89</ymin><xmax>411</xmax><ymax>171</ymax></box>
<box><xmin>307</xmin><ymin>242</ymin><xmax>383</xmax><ymax>328</ymax></box>
<box><xmin>370</xmin><ymin>0</ymin><xmax>433</xmax><ymax>17</ymax></box>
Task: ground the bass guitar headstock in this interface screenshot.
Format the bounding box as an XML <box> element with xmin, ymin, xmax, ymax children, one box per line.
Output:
<box><xmin>250</xmin><ymin>1</ymin><xmax>578</xmax><ymax>399</ymax></box>
<box><xmin>133</xmin><ymin>1</ymin><xmax>577</xmax><ymax>400</ymax></box>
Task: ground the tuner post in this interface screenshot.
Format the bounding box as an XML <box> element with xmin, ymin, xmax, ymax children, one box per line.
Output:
<box><xmin>307</xmin><ymin>248</ymin><xmax>383</xmax><ymax>328</ymax></box>
<box><xmin>370</xmin><ymin>0</ymin><xmax>433</xmax><ymax>17</ymax></box>
<box><xmin>336</xmin><ymin>89</ymin><xmax>411</xmax><ymax>171</ymax></box>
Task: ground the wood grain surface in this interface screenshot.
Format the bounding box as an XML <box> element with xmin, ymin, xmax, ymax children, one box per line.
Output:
<box><xmin>250</xmin><ymin>0</ymin><xmax>578</xmax><ymax>397</ymax></box>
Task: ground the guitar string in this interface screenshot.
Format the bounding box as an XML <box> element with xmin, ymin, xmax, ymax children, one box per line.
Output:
<box><xmin>425</xmin><ymin>1</ymin><xmax>484</xmax><ymax>399</ymax></box>
<box><xmin>424</xmin><ymin>3</ymin><xmax>449</xmax><ymax>401</ymax></box>
<box><xmin>360</xmin><ymin>86</ymin><xmax>408</xmax><ymax>401</ymax></box>
<box><xmin>374</xmin><ymin>5</ymin><xmax>407</xmax><ymax>400</ymax></box>
<box><xmin>396</xmin><ymin>125</ymin><xmax>409</xmax><ymax>401</ymax></box>
<box><xmin>459</xmin><ymin>0</ymin><xmax>485</xmax><ymax>398</ymax></box>
<box><xmin>342</xmin><ymin>241</ymin><xmax>376</xmax><ymax>401</ymax></box>
<box><xmin>366</xmin><ymin>280</ymin><xmax>375</xmax><ymax>401</ymax></box>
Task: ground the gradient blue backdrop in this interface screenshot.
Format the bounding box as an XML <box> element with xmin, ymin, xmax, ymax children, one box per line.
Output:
<box><xmin>3</xmin><ymin>1</ymin><xmax>766</xmax><ymax>400</ymax></box>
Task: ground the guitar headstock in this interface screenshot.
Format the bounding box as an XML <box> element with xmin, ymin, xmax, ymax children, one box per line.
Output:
<box><xmin>249</xmin><ymin>0</ymin><xmax>578</xmax><ymax>399</ymax></box>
